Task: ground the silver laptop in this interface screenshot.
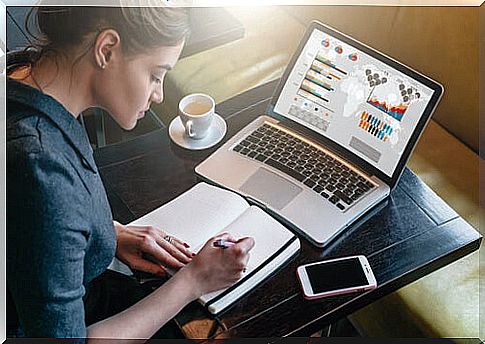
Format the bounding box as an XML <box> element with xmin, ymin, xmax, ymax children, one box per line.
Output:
<box><xmin>195</xmin><ymin>21</ymin><xmax>444</xmax><ymax>247</ymax></box>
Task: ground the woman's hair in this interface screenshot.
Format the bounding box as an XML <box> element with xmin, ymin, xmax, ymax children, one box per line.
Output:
<box><xmin>25</xmin><ymin>6</ymin><xmax>190</xmax><ymax>62</ymax></box>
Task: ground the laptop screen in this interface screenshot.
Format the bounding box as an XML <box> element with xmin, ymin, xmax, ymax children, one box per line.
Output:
<box><xmin>273</xmin><ymin>27</ymin><xmax>437</xmax><ymax>178</ymax></box>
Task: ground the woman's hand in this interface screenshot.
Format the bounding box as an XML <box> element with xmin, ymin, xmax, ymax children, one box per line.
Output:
<box><xmin>180</xmin><ymin>232</ymin><xmax>255</xmax><ymax>299</ymax></box>
<box><xmin>113</xmin><ymin>221</ymin><xmax>193</xmax><ymax>277</ymax></box>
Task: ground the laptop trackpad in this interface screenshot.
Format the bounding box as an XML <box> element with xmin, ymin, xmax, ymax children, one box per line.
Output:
<box><xmin>239</xmin><ymin>168</ymin><xmax>302</xmax><ymax>210</ymax></box>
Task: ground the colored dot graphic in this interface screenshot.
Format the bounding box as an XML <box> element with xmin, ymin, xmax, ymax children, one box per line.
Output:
<box><xmin>348</xmin><ymin>53</ymin><xmax>358</xmax><ymax>61</ymax></box>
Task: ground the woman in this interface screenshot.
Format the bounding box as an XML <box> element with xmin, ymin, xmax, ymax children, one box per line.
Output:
<box><xmin>6</xmin><ymin>6</ymin><xmax>254</xmax><ymax>340</ymax></box>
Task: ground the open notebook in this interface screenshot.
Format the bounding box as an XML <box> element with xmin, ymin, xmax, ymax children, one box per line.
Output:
<box><xmin>109</xmin><ymin>182</ymin><xmax>300</xmax><ymax>314</ymax></box>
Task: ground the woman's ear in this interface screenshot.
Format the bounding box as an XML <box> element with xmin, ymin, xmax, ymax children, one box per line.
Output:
<box><xmin>94</xmin><ymin>29</ymin><xmax>121</xmax><ymax>70</ymax></box>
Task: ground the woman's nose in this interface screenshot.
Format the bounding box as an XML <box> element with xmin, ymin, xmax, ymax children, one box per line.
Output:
<box><xmin>151</xmin><ymin>84</ymin><xmax>163</xmax><ymax>104</ymax></box>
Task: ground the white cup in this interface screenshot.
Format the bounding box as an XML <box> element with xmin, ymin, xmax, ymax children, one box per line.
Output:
<box><xmin>178</xmin><ymin>93</ymin><xmax>215</xmax><ymax>140</ymax></box>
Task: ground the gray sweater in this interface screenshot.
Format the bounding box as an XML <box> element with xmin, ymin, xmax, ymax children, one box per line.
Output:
<box><xmin>7</xmin><ymin>77</ymin><xmax>116</xmax><ymax>338</ymax></box>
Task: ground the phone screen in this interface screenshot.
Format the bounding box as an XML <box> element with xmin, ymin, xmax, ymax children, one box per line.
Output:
<box><xmin>305</xmin><ymin>258</ymin><xmax>368</xmax><ymax>293</ymax></box>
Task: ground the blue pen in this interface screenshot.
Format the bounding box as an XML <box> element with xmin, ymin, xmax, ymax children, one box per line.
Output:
<box><xmin>213</xmin><ymin>238</ymin><xmax>236</xmax><ymax>249</ymax></box>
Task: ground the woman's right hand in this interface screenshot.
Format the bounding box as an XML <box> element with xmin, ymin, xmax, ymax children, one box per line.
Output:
<box><xmin>181</xmin><ymin>232</ymin><xmax>255</xmax><ymax>299</ymax></box>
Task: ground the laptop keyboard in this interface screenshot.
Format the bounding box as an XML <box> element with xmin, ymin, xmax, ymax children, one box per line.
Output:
<box><xmin>232</xmin><ymin>123</ymin><xmax>376</xmax><ymax>211</ymax></box>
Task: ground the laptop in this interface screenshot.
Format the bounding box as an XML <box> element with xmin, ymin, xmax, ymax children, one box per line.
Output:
<box><xmin>195</xmin><ymin>21</ymin><xmax>444</xmax><ymax>247</ymax></box>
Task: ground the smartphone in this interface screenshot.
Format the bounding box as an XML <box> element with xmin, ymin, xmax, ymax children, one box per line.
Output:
<box><xmin>297</xmin><ymin>255</ymin><xmax>377</xmax><ymax>300</ymax></box>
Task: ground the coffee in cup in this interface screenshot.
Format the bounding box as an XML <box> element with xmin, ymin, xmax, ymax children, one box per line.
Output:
<box><xmin>178</xmin><ymin>93</ymin><xmax>215</xmax><ymax>140</ymax></box>
<box><xmin>183</xmin><ymin>101</ymin><xmax>212</xmax><ymax>116</ymax></box>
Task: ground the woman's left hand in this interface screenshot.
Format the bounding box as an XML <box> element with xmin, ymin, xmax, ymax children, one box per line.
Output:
<box><xmin>113</xmin><ymin>221</ymin><xmax>193</xmax><ymax>277</ymax></box>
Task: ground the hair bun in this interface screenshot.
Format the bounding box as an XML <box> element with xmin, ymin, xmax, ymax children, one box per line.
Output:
<box><xmin>26</xmin><ymin>6</ymin><xmax>189</xmax><ymax>57</ymax></box>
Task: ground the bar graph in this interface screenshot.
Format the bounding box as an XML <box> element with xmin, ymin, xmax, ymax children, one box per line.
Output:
<box><xmin>315</xmin><ymin>53</ymin><xmax>348</xmax><ymax>76</ymax></box>
<box><xmin>305</xmin><ymin>69</ymin><xmax>334</xmax><ymax>92</ymax></box>
<box><xmin>310</xmin><ymin>60</ymin><xmax>342</xmax><ymax>81</ymax></box>
<box><xmin>358</xmin><ymin>111</ymin><xmax>393</xmax><ymax>142</ymax></box>
<box><xmin>296</xmin><ymin>49</ymin><xmax>346</xmax><ymax>115</ymax></box>
<box><xmin>300</xmin><ymin>79</ymin><xmax>330</xmax><ymax>104</ymax></box>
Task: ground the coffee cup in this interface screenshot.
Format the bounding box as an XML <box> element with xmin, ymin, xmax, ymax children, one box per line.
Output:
<box><xmin>178</xmin><ymin>93</ymin><xmax>215</xmax><ymax>140</ymax></box>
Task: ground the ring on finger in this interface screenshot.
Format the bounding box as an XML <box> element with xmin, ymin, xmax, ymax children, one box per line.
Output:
<box><xmin>163</xmin><ymin>235</ymin><xmax>173</xmax><ymax>244</ymax></box>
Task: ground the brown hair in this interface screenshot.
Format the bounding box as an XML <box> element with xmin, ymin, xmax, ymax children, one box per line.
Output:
<box><xmin>25</xmin><ymin>6</ymin><xmax>190</xmax><ymax>64</ymax></box>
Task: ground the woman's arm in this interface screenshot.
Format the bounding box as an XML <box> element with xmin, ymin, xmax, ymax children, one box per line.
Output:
<box><xmin>86</xmin><ymin>264</ymin><xmax>197</xmax><ymax>341</ymax></box>
<box><xmin>87</xmin><ymin>233</ymin><xmax>254</xmax><ymax>341</ymax></box>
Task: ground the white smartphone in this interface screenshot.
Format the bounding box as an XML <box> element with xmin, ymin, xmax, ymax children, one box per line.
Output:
<box><xmin>297</xmin><ymin>255</ymin><xmax>377</xmax><ymax>300</ymax></box>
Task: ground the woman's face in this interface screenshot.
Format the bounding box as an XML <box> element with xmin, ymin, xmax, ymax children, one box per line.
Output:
<box><xmin>95</xmin><ymin>42</ymin><xmax>184</xmax><ymax>130</ymax></box>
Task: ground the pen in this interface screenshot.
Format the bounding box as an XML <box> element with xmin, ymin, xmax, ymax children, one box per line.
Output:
<box><xmin>213</xmin><ymin>238</ymin><xmax>236</xmax><ymax>249</ymax></box>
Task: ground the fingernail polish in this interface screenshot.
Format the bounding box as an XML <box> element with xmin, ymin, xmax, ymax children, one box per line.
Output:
<box><xmin>192</xmin><ymin>253</ymin><xmax>196</xmax><ymax>257</ymax></box>
<box><xmin>184</xmin><ymin>243</ymin><xmax>190</xmax><ymax>248</ymax></box>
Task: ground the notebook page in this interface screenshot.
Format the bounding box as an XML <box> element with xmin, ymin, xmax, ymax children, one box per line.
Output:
<box><xmin>130</xmin><ymin>183</ymin><xmax>250</xmax><ymax>249</ymax></box>
<box><xmin>200</xmin><ymin>205</ymin><xmax>295</xmax><ymax>303</ymax></box>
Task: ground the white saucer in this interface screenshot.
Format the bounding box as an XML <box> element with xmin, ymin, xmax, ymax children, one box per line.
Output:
<box><xmin>168</xmin><ymin>113</ymin><xmax>227</xmax><ymax>150</ymax></box>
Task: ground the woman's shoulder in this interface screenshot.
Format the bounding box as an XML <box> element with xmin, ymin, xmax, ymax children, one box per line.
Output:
<box><xmin>7</xmin><ymin>102</ymin><xmax>58</xmax><ymax>157</ymax></box>
<box><xmin>7</xmin><ymin>105</ymin><xmax>73</xmax><ymax>179</ymax></box>
<box><xmin>7</xmin><ymin>81</ymin><xmax>74</xmax><ymax>157</ymax></box>
<box><xmin>7</xmin><ymin>107</ymin><xmax>43</xmax><ymax>156</ymax></box>
<box><xmin>7</xmin><ymin>75</ymin><xmax>93</xmax><ymax>162</ymax></box>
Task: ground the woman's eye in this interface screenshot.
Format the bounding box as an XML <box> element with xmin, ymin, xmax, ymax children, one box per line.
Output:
<box><xmin>151</xmin><ymin>75</ymin><xmax>162</xmax><ymax>84</ymax></box>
